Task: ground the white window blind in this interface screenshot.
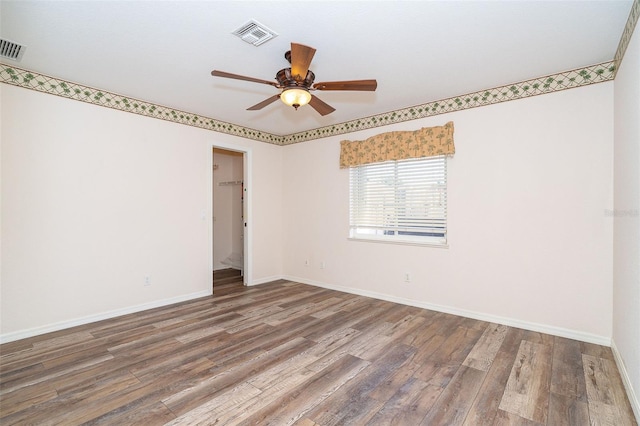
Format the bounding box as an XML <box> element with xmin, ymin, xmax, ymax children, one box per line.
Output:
<box><xmin>349</xmin><ymin>155</ymin><xmax>447</xmax><ymax>245</ymax></box>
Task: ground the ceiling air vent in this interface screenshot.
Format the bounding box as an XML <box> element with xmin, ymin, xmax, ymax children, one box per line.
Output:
<box><xmin>0</xmin><ymin>39</ymin><xmax>26</xmax><ymax>61</ymax></box>
<box><xmin>232</xmin><ymin>20</ymin><xmax>278</xmax><ymax>46</ymax></box>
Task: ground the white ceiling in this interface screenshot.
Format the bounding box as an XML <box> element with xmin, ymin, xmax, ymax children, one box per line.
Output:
<box><xmin>0</xmin><ymin>0</ymin><xmax>633</xmax><ymax>136</ymax></box>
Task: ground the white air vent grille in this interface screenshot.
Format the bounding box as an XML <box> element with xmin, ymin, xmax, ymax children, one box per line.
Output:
<box><xmin>0</xmin><ymin>39</ymin><xmax>25</xmax><ymax>61</ymax></box>
<box><xmin>232</xmin><ymin>20</ymin><xmax>278</xmax><ymax>46</ymax></box>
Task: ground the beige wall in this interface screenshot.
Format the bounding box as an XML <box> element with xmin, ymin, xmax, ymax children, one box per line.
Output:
<box><xmin>282</xmin><ymin>82</ymin><xmax>614</xmax><ymax>343</ymax></box>
<box><xmin>613</xmin><ymin>18</ymin><xmax>640</xmax><ymax>419</ymax></box>
<box><xmin>0</xmin><ymin>84</ymin><xmax>283</xmax><ymax>340</ymax></box>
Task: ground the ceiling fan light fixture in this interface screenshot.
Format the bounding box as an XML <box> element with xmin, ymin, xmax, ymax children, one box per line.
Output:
<box><xmin>280</xmin><ymin>88</ymin><xmax>311</xmax><ymax>110</ymax></box>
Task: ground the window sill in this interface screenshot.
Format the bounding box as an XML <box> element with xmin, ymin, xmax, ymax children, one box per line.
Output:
<box><xmin>347</xmin><ymin>237</ymin><xmax>449</xmax><ymax>249</ymax></box>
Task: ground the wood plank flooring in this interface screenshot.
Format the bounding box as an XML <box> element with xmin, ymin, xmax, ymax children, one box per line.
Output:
<box><xmin>1</xmin><ymin>270</ymin><xmax>636</xmax><ymax>425</ymax></box>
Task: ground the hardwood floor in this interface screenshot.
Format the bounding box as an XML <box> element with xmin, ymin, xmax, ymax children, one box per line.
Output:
<box><xmin>1</xmin><ymin>271</ymin><xmax>636</xmax><ymax>425</ymax></box>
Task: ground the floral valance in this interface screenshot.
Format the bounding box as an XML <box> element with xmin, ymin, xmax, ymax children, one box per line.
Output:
<box><xmin>340</xmin><ymin>121</ymin><xmax>455</xmax><ymax>168</ymax></box>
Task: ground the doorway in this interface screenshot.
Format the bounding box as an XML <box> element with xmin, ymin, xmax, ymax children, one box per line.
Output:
<box><xmin>212</xmin><ymin>147</ymin><xmax>246</xmax><ymax>291</ymax></box>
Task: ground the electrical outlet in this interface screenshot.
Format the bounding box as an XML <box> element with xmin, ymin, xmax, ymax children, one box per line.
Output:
<box><xmin>320</xmin><ymin>261</ymin><xmax>325</xmax><ymax>269</ymax></box>
<box><xmin>404</xmin><ymin>272</ymin><xmax>411</xmax><ymax>283</ymax></box>
<box><xmin>304</xmin><ymin>259</ymin><xmax>310</xmax><ymax>267</ymax></box>
<box><xmin>144</xmin><ymin>275</ymin><xmax>151</xmax><ymax>286</ymax></box>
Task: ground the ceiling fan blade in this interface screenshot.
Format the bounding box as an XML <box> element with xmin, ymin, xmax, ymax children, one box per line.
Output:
<box><xmin>313</xmin><ymin>79</ymin><xmax>378</xmax><ymax>91</ymax></box>
<box><xmin>211</xmin><ymin>70</ymin><xmax>279</xmax><ymax>87</ymax></box>
<box><xmin>290</xmin><ymin>43</ymin><xmax>316</xmax><ymax>82</ymax></box>
<box><xmin>308</xmin><ymin>95</ymin><xmax>336</xmax><ymax>116</ymax></box>
<box><xmin>247</xmin><ymin>94</ymin><xmax>281</xmax><ymax>111</ymax></box>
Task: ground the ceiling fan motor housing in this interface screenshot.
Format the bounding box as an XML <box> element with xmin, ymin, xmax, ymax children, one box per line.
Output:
<box><xmin>276</xmin><ymin>68</ymin><xmax>315</xmax><ymax>89</ymax></box>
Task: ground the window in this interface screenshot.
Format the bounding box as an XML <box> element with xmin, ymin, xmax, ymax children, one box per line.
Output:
<box><xmin>349</xmin><ymin>155</ymin><xmax>447</xmax><ymax>245</ymax></box>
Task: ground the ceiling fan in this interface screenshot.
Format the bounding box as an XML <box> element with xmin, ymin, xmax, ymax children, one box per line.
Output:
<box><xmin>211</xmin><ymin>43</ymin><xmax>377</xmax><ymax>116</ymax></box>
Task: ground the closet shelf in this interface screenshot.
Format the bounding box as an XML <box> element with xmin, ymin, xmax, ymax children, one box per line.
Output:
<box><xmin>218</xmin><ymin>180</ymin><xmax>243</xmax><ymax>186</ymax></box>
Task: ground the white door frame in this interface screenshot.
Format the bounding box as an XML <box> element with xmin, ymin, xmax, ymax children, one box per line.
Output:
<box><xmin>210</xmin><ymin>141</ymin><xmax>252</xmax><ymax>286</ymax></box>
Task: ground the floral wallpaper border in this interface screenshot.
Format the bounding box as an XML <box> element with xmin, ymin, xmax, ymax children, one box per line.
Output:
<box><xmin>282</xmin><ymin>61</ymin><xmax>616</xmax><ymax>145</ymax></box>
<box><xmin>614</xmin><ymin>0</ymin><xmax>640</xmax><ymax>75</ymax></box>
<box><xmin>0</xmin><ymin>65</ymin><xmax>281</xmax><ymax>145</ymax></box>
<box><xmin>0</xmin><ymin>60</ymin><xmax>617</xmax><ymax>146</ymax></box>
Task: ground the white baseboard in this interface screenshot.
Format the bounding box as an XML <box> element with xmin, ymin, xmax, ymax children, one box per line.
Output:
<box><xmin>0</xmin><ymin>290</ymin><xmax>212</xmax><ymax>344</ymax></box>
<box><xmin>2</xmin><ymin>275</ymin><xmax>613</xmax><ymax>350</ymax></box>
<box><xmin>213</xmin><ymin>266</ymin><xmax>243</xmax><ymax>272</ymax></box>
<box><xmin>282</xmin><ymin>275</ymin><xmax>611</xmax><ymax>346</ymax></box>
<box><xmin>611</xmin><ymin>339</ymin><xmax>640</xmax><ymax>422</ymax></box>
<box><xmin>249</xmin><ymin>275</ymin><xmax>284</xmax><ymax>286</ymax></box>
